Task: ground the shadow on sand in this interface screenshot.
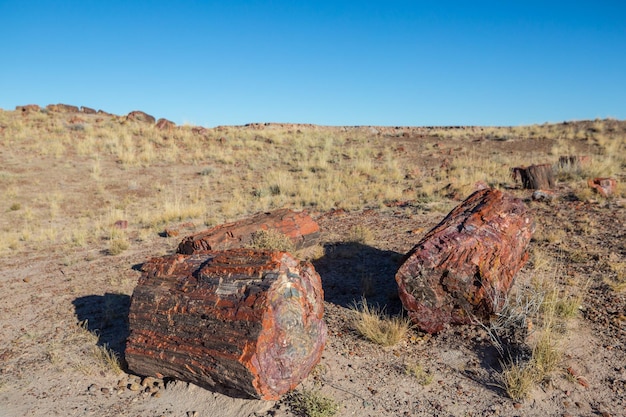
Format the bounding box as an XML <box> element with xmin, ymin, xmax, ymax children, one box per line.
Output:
<box><xmin>312</xmin><ymin>241</ymin><xmax>405</xmax><ymax>314</ymax></box>
<box><xmin>72</xmin><ymin>293</ymin><xmax>131</xmax><ymax>364</ymax></box>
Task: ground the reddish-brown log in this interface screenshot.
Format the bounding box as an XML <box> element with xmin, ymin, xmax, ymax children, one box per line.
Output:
<box><xmin>395</xmin><ymin>188</ymin><xmax>535</xmax><ymax>334</ymax></box>
<box><xmin>511</xmin><ymin>164</ymin><xmax>555</xmax><ymax>189</ymax></box>
<box><xmin>126</xmin><ymin>249</ymin><xmax>326</xmax><ymax>400</ymax></box>
<box><xmin>177</xmin><ymin>209</ymin><xmax>320</xmax><ymax>254</ymax></box>
<box><xmin>588</xmin><ymin>177</ymin><xmax>617</xmax><ymax>197</ymax></box>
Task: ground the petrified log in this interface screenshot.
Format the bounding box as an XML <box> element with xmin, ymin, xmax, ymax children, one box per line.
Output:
<box><xmin>155</xmin><ymin>118</ymin><xmax>175</xmax><ymax>130</ymax></box>
<box><xmin>588</xmin><ymin>177</ymin><xmax>617</xmax><ymax>197</ymax></box>
<box><xmin>126</xmin><ymin>110</ymin><xmax>156</xmax><ymax>124</ymax></box>
<box><xmin>178</xmin><ymin>209</ymin><xmax>320</xmax><ymax>254</ymax></box>
<box><xmin>511</xmin><ymin>164</ymin><xmax>555</xmax><ymax>189</ymax></box>
<box><xmin>395</xmin><ymin>188</ymin><xmax>535</xmax><ymax>334</ymax></box>
<box><xmin>126</xmin><ymin>249</ymin><xmax>327</xmax><ymax>400</ymax></box>
<box><xmin>558</xmin><ymin>155</ymin><xmax>590</xmax><ymax>170</ymax></box>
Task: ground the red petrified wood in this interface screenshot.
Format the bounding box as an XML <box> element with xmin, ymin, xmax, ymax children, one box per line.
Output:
<box><xmin>588</xmin><ymin>177</ymin><xmax>617</xmax><ymax>197</ymax></box>
<box><xmin>395</xmin><ymin>188</ymin><xmax>535</xmax><ymax>334</ymax></box>
<box><xmin>126</xmin><ymin>249</ymin><xmax>327</xmax><ymax>400</ymax></box>
<box><xmin>177</xmin><ymin>209</ymin><xmax>320</xmax><ymax>254</ymax></box>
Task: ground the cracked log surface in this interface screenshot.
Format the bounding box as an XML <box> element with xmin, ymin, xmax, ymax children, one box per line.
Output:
<box><xmin>395</xmin><ymin>188</ymin><xmax>535</xmax><ymax>334</ymax></box>
<box><xmin>177</xmin><ymin>209</ymin><xmax>320</xmax><ymax>254</ymax></box>
<box><xmin>126</xmin><ymin>249</ymin><xmax>326</xmax><ymax>400</ymax></box>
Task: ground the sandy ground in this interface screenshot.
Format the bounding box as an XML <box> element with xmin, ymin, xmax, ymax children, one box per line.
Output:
<box><xmin>1</xmin><ymin>111</ymin><xmax>625</xmax><ymax>417</ymax></box>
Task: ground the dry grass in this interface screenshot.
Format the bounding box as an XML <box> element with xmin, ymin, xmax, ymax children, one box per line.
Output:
<box><xmin>1</xmin><ymin>111</ymin><xmax>624</xmax><ymax>258</ymax></box>
<box><xmin>288</xmin><ymin>389</ymin><xmax>340</xmax><ymax>417</ymax></box>
<box><xmin>404</xmin><ymin>362</ymin><xmax>433</xmax><ymax>386</ymax></box>
<box><xmin>248</xmin><ymin>229</ymin><xmax>295</xmax><ymax>252</ymax></box>
<box><xmin>486</xmin><ymin>250</ymin><xmax>586</xmax><ymax>401</ymax></box>
<box><xmin>351</xmin><ymin>297</ymin><xmax>411</xmax><ymax>347</ymax></box>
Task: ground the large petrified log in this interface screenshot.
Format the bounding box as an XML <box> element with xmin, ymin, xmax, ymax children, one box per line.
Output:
<box><xmin>511</xmin><ymin>163</ymin><xmax>555</xmax><ymax>189</ymax></box>
<box><xmin>178</xmin><ymin>209</ymin><xmax>320</xmax><ymax>254</ymax></box>
<box><xmin>395</xmin><ymin>188</ymin><xmax>535</xmax><ymax>334</ymax></box>
<box><xmin>126</xmin><ymin>249</ymin><xmax>326</xmax><ymax>400</ymax></box>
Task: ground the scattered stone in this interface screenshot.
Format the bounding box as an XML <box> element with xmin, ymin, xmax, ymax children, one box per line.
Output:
<box><xmin>22</xmin><ymin>277</ymin><xmax>31</xmax><ymax>283</ymax></box>
<box><xmin>164</xmin><ymin>228</ymin><xmax>179</xmax><ymax>237</ymax></box>
<box><xmin>46</xmin><ymin>103</ymin><xmax>79</xmax><ymax>113</ymax></box>
<box><xmin>531</xmin><ymin>189</ymin><xmax>556</xmax><ymax>202</ymax></box>
<box><xmin>127</xmin><ymin>249</ymin><xmax>327</xmax><ymax>400</ymax></box>
<box><xmin>16</xmin><ymin>104</ymin><xmax>40</xmax><ymax>113</ymax></box>
<box><xmin>396</xmin><ymin>188</ymin><xmax>535</xmax><ymax>333</ymax></box>
<box><xmin>177</xmin><ymin>209</ymin><xmax>320</xmax><ymax>254</ymax></box>
<box><xmin>126</xmin><ymin>110</ymin><xmax>156</xmax><ymax>124</ymax></box>
<box><xmin>588</xmin><ymin>177</ymin><xmax>617</xmax><ymax>197</ymax></box>
<box><xmin>155</xmin><ymin>118</ymin><xmax>175</xmax><ymax>130</ymax></box>
<box><xmin>151</xmin><ymin>391</ymin><xmax>162</xmax><ymax>398</ymax></box>
<box><xmin>128</xmin><ymin>382</ymin><xmax>141</xmax><ymax>392</ymax></box>
<box><xmin>141</xmin><ymin>376</ymin><xmax>155</xmax><ymax>387</ymax></box>
<box><xmin>80</xmin><ymin>106</ymin><xmax>97</xmax><ymax>114</ymax></box>
<box><xmin>87</xmin><ymin>384</ymin><xmax>98</xmax><ymax>393</ymax></box>
<box><xmin>114</xmin><ymin>220</ymin><xmax>128</xmax><ymax>229</ymax></box>
<box><xmin>100</xmin><ymin>387</ymin><xmax>110</xmax><ymax>394</ymax></box>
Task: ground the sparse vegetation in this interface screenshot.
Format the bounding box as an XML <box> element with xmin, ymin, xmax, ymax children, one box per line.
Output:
<box><xmin>249</xmin><ymin>229</ymin><xmax>295</xmax><ymax>252</ymax></box>
<box><xmin>351</xmin><ymin>297</ymin><xmax>410</xmax><ymax>346</ymax></box>
<box><xmin>288</xmin><ymin>389</ymin><xmax>340</xmax><ymax>417</ymax></box>
<box><xmin>405</xmin><ymin>362</ymin><xmax>433</xmax><ymax>385</ymax></box>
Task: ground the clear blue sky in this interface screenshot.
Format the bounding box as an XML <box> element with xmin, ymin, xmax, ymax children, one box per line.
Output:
<box><xmin>1</xmin><ymin>1</ymin><xmax>624</xmax><ymax>127</ymax></box>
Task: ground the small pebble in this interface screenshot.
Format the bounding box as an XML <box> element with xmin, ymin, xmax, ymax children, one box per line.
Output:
<box><xmin>513</xmin><ymin>403</ymin><xmax>522</xmax><ymax>409</ymax></box>
<box><xmin>152</xmin><ymin>391</ymin><xmax>162</xmax><ymax>398</ymax></box>
<box><xmin>87</xmin><ymin>384</ymin><xmax>98</xmax><ymax>393</ymax></box>
<box><xmin>128</xmin><ymin>382</ymin><xmax>141</xmax><ymax>392</ymax></box>
<box><xmin>101</xmin><ymin>387</ymin><xmax>110</xmax><ymax>394</ymax></box>
<box><xmin>22</xmin><ymin>277</ymin><xmax>31</xmax><ymax>283</ymax></box>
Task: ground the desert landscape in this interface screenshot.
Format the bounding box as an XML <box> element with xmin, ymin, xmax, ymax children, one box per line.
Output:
<box><xmin>0</xmin><ymin>104</ymin><xmax>625</xmax><ymax>417</ymax></box>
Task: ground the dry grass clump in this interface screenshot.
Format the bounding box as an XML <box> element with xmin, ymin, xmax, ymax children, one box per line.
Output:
<box><xmin>346</xmin><ymin>224</ymin><xmax>374</xmax><ymax>245</ymax></box>
<box><xmin>46</xmin><ymin>320</ymin><xmax>123</xmax><ymax>376</ymax></box>
<box><xmin>249</xmin><ymin>229</ymin><xmax>295</xmax><ymax>252</ymax></box>
<box><xmin>404</xmin><ymin>362</ymin><xmax>433</xmax><ymax>386</ymax></box>
<box><xmin>288</xmin><ymin>388</ymin><xmax>339</xmax><ymax>417</ymax></box>
<box><xmin>487</xmin><ymin>252</ymin><xmax>584</xmax><ymax>401</ymax></box>
<box><xmin>351</xmin><ymin>297</ymin><xmax>411</xmax><ymax>347</ymax></box>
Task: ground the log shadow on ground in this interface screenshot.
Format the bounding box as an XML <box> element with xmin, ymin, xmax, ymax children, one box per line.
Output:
<box><xmin>312</xmin><ymin>242</ymin><xmax>404</xmax><ymax>314</ymax></box>
<box><xmin>72</xmin><ymin>293</ymin><xmax>131</xmax><ymax>365</ymax></box>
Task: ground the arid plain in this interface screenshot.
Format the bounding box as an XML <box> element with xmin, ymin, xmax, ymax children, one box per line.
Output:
<box><xmin>0</xmin><ymin>105</ymin><xmax>625</xmax><ymax>416</ymax></box>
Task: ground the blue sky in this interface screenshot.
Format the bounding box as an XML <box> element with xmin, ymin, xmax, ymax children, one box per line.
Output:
<box><xmin>1</xmin><ymin>1</ymin><xmax>624</xmax><ymax>127</ymax></box>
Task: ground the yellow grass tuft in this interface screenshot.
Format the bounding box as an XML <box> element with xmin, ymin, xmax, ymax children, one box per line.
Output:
<box><xmin>351</xmin><ymin>297</ymin><xmax>410</xmax><ymax>346</ymax></box>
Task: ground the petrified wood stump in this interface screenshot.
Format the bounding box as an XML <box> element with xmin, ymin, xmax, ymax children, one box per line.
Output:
<box><xmin>177</xmin><ymin>209</ymin><xmax>320</xmax><ymax>254</ymax></box>
<box><xmin>511</xmin><ymin>164</ymin><xmax>555</xmax><ymax>189</ymax></box>
<box><xmin>126</xmin><ymin>249</ymin><xmax>327</xmax><ymax>400</ymax></box>
<box><xmin>395</xmin><ymin>188</ymin><xmax>535</xmax><ymax>334</ymax></box>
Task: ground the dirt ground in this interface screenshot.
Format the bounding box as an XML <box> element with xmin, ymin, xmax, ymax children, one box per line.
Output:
<box><xmin>0</xmin><ymin>109</ymin><xmax>625</xmax><ymax>417</ymax></box>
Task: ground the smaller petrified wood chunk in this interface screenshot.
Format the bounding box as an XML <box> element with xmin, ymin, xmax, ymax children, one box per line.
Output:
<box><xmin>177</xmin><ymin>209</ymin><xmax>320</xmax><ymax>254</ymax></box>
<box><xmin>588</xmin><ymin>177</ymin><xmax>617</xmax><ymax>197</ymax></box>
<box><xmin>395</xmin><ymin>188</ymin><xmax>535</xmax><ymax>334</ymax></box>
<box><xmin>512</xmin><ymin>164</ymin><xmax>555</xmax><ymax>190</ymax></box>
<box><xmin>126</xmin><ymin>249</ymin><xmax>326</xmax><ymax>400</ymax></box>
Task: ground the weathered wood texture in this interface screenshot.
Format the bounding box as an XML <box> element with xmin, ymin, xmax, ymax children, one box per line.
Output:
<box><xmin>588</xmin><ymin>177</ymin><xmax>617</xmax><ymax>197</ymax></box>
<box><xmin>177</xmin><ymin>209</ymin><xmax>320</xmax><ymax>255</ymax></box>
<box><xmin>512</xmin><ymin>163</ymin><xmax>555</xmax><ymax>189</ymax></box>
<box><xmin>395</xmin><ymin>189</ymin><xmax>535</xmax><ymax>334</ymax></box>
<box><xmin>126</xmin><ymin>249</ymin><xmax>327</xmax><ymax>400</ymax></box>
